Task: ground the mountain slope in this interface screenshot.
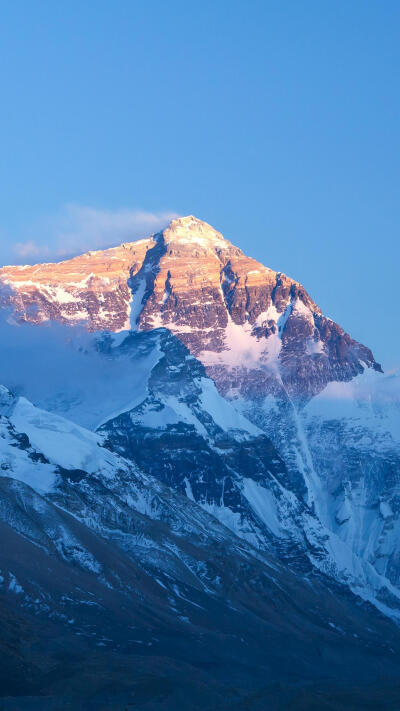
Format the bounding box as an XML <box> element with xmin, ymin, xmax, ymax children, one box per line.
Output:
<box><xmin>0</xmin><ymin>215</ymin><xmax>380</xmax><ymax>401</ymax></box>
<box><xmin>0</xmin><ymin>237</ymin><xmax>153</xmax><ymax>331</ymax></box>
<box><xmin>1</xmin><ymin>320</ymin><xmax>399</xmax><ymax>624</ymax></box>
<box><xmin>0</xmin><ymin>217</ymin><xmax>399</xmax><ymax>628</ymax></box>
<box><xmin>4</xmin><ymin>386</ymin><xmax>400</xmax><ymax>708</ymax></box>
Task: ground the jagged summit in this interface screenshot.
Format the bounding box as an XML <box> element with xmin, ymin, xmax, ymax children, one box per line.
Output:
<box><xmin>0</xmin><ymin>216</ymin><xmax>380</xmax><ymax>397</ymax></box>
<box><xmin>162</xmin><ymin>215</ymin><xmax>228</xmax><ymax>247</ymax></box>
<box><xmin>165</xmin><ymin>214</ymin><xmax>214</xmax><ymax>233</ymax></box>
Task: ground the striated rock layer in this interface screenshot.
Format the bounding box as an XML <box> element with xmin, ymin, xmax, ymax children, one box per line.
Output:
<box><xmin>0</xmin><ymin>238</ymin><xmax>155</xmax><ymax>332</ymax></box>
<box><xmin>0</xmin><ymin>215</ymin><xmax>380</xmax><ymax>401</ymax></box>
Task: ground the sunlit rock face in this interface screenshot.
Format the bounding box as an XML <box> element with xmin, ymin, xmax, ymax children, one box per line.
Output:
<box><xmin>0</xmin><ymin>238</ymin><xmax>156</xmax><ymax>332</ymax></box>
<box><xmin>0</xmin><ymin>215</ymin><xmax>380</xmax><ymax>401</ymax></box>
<box><xmin>1</xmin><ymin>215</ymin><xmax>400</xmax><ymax>627</ymax></box>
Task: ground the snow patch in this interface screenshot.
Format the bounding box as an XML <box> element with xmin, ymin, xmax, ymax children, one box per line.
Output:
<box><xmin>10</xmin><ymin>397</ymin><xmax>117</xmax><ymax>476</ymax></box>
<box><xmin>306</xmin><ymin>339</ymin><xmax>324</xmax><ymax>355</ymax></box>
<box><xmin>198</xmin><ymin>378</ymin><xmax>262</xmax><ymax>436</ymax></box>
<box><xmin>129</xmin><ymin>275</ymin><xmax>147</xmax><ymax>330</ymax></box>
<box><xmin>8</xmin><ymin>573</ymin><xmax>23</xmax><ymax>594</ymax></box>
<box><xmin>242</xmin><ymin>478</ymin><xmax>282</xmax><ymax>537</ymax></box>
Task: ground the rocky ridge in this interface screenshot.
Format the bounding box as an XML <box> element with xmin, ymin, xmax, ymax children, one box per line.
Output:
<box><xmin>0</xmin><ymin>216</ymin><xmax>399</xmax><ymax>637</ymax></box>
<box><xmin>3</xmin><ymin>384</ymin><xmax>400</xmax><ymax>707</ymax></box>
<box><xmin>0</xmin><ymin>215</ymin><xmax>380</xmax><ymax>402</ymax></box>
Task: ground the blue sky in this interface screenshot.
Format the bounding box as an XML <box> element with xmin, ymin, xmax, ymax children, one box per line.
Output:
<box><xmin>0</xmin><ymin>1</ymin><xmax>399</xmax><ymax>368</ymax></box>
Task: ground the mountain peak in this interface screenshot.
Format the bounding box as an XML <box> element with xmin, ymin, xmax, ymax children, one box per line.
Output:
<box><xmin>0</xmin><ymin>215</ymin><xmax>380</xmax><ymax>392</ymax></box>
<box><xmin>163</xmin><ymin>215</ymin><xmax>227</xmax><ymax>247</ymax></box>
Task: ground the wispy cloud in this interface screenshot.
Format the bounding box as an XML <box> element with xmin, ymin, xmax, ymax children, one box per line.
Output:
<box><xmin>9</xmin><ymin>205</ymin><xmax>178</xmax><ymax>264</ymax></box>
<box><xmin>14</xmin><ymin>240</ymin><xmax>48</xmax><ymax>259</ymax></box>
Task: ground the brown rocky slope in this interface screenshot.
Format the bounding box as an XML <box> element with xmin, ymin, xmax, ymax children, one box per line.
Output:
<box><xmin>0</xmin><ymin>215</ymin><xmax>380</xmax><ymax>400</ymax></box>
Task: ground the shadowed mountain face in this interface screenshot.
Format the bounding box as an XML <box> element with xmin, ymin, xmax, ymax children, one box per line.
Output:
<box><xmin>0</xmin><ymin>216</ymin><xmax>399</xmax><ymax>708</ymax></box>
<box><xmin>1</xmin><ymin>385</ymin><xmax>400</xmax><ymax>710</ymax></box>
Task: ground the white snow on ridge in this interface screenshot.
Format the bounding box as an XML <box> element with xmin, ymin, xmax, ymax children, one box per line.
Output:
<box><xmin>198</xmin><ymin>377</ymin><xmax>262</xmax><ymax>436</ymax></box>
<box><xmin>200</xmin><ymin>500</ymin><xmax>259</xmax><ymax>548</ymax></box>
<box><xmin>199</xmin><ymin>319</ymin><xmax>267</xmax><ymax>370</ymax></box>
<box><xmin>306</xmin><ymin>339</ymin><xmax>324</xmax><ymax>355</ymax></box>
<box><xmin>0</xmin><ymin>417</ymin><xmax>57</xmax><ymax>493</ymax></box>
<box><xmin>129</xmin><ymin>274</ymin><xmax>147</xmax><ymax>330</ymax></box>
<box><xmin>102</xmin><ymin>369</ymin><xmax>264</xmax><ymax>441</ymax></box>
<box><xmin>242</xmin><ymin>478</ymin><xmax>282</xmax><ymax>538</ymax></box>
<box><xmin>43</xmin><ymin>286</ymin><xmax>78</xmax><ymax>304</ymax></box>
<box><xmin>164</xmin><ymin>216</ymin><xmax>229</xmax><ymax>250</ymax></box>
<box><xmin>292</xmin><ymin>298</ymin><xmax>313</xmax><ymax>320</ymax></box>
<box><xmin>199</xmin><ymin>298</ymin><xmax>313</xmax><ymax>374</ymax></box>
<box><xmin>304</xmin><ymin>368</ymin><xmax>400</xmax><ymax>442</ymax></box>
<box><xmin>127</xmin><ymin>395</ymin><xmax>210</xmax><ymax>438</ymax></box>
<box><xmin>10</xmin><ymin>397</ymin><xmax>117</xmax><ymax>475</ymax></box>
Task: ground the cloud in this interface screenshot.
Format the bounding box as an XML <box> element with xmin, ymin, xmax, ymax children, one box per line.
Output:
<box><xmin>0</xmin><ymin>311</ymin><xmax>127</xmax><ymax>428</ymax></box>
<box><xmin>8</xmin><ymin>205</ymin><xmax>178</xmax><ymax>265</ymax></box>
<box><xmin>14</xmin><ymin>240</ymin><xmax>51</xmax><ymax>259</ymax></box>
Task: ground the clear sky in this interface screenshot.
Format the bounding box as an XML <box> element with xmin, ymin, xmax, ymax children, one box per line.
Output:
<box><xmin>1</xmin><ymin>1</ymin><xmax>399</xmax><ymax>368</ymax></box>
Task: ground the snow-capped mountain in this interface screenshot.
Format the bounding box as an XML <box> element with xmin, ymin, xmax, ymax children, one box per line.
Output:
<box><xmin>303</xmin><ymin>370</ymin><xmax>400</xmax><ymax>585</ymax></box>
<box><xmin>2</xmin><ymin>317</ymin><xmax>399</xmax><ymax>619</ymax></box>
<box><xmin>4</xmin><ymin>384</ymin><xmax>400</xmax><ymax>706</ymax></box>
<box><xmin>1</xmin><ymin>215</ymin><xmax>400</xmax><ymax>704</ymax></box>
<box><xmin>0</xmin><ymin>215</ymin><xmax>379</xmax><ymax>402</ymax></box>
